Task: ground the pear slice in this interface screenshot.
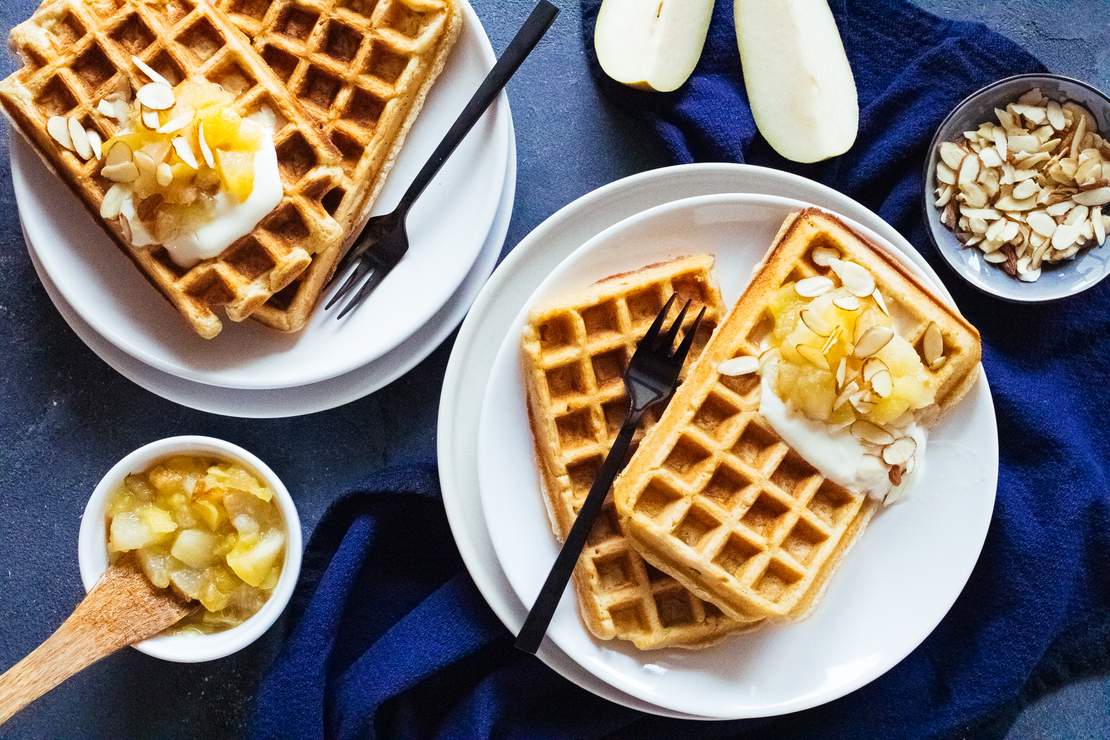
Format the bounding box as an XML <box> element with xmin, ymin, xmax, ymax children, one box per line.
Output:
<box><xmin>734</xmin><ymin>0</ymin><xmax>859</xmax><ymax>163</ymax></box>
<box><xmin>594</xmin><ymin>0</ymin><xmax>714</xmax><ymax>93</ymax></box>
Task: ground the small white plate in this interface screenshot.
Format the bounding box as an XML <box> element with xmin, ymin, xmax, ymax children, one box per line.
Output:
<box><xmin>23</xmin><ymin>124</ymin><xmax>515</xmax><ymax>418</ymax></box>
<box><xmin>475</xmin><ymin>194</ymin><xmax>998</xmax><ymax>719</ymax></box>
<box><xmin>12</xmin><ymin>0</ymin><xmax>508</xmax><ymax>390</ymax></box>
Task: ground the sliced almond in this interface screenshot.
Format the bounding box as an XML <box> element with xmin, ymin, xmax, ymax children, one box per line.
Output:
<box><xmin>820</xmin><ymin>327</ymin><xmax>842</xmax><ymax>356</ymax></box>
<box><xmin>794</xmin><ymin>275</ymin><xmax>834</xmax><ymax>298</ymax></box>
<box><xmin>87</xmin><ymin>129</ymin><xmax>103</xmax><ymax>160</ymax></box>
<box><xmin>132</xmin><ymin>55</ymin><xmax>171</xmax><ymax>87</ymax></box>
<box><xmin>922</xmin><ymin>322</ymin><xmax>943</xmax><ymax>366</ymax></box>
<box><xmin>67</xmin><ymin>117</ymin><xmax>92</xmax><ymax>160</ymax></box>
<box><xmin>811</xmin><ymin>246</ymin><xmax>840</xmax><ymax>267</ymax></box>
<box><xmin>1046</xmin><ymin>199</ymin><xmax>1075</xmax><ymax>217</ymax></box>
<box><xmin>850</xmin><ymin>394</ymin><xmax>875</xmax><ymax>415</ymax></box>
<box><xmin>1046</xmin><ymin>99</ymin><xmax>1065</xmax><ymax>130</ymax></box>
<box><xmin>198</xmin><ymin>124</ymin><xmax>215</xmax><ymax>169</ymax></box>
<box><xmin>47</xmin><ymin>115</ymin><xmax>73</xmax><ymax>150</ymax></box>
<box><xmin>133</xmin><ymin>150</ymin><xmax>156</xmax><ymax>179</ymax></box>
<box><xmin>156</xmin><ymin>162</ymin><xmax>174</xmax><ymax>188</ymax></box>
<box><xmin>957</xmin><ymin>154</ymin><xmax>980</xmax><ymax>184</ymax></box>
<box><xmin>97</xmin><ymin>99</ymin><xmax>117</xmax><ymax>119</ymax></box>
<box><xmin>851</xmin><ymin>419</ymin><xmax>895</xmax><ymax>446</ymax></box>
<box><xmin>99</xmin><ymin>183</ymin><xmax>127</xmax><ymax>219</ymax></box>
<box><xmin>172</xmin><ymin>136</ymin><xmax>199</xmax><ymax>169</ymax></box>
<box><xmin>1093</xmin><ymin>206</ymin><xmax>1106</xmax><ymax>246</ymax></box>
<box><xmin>862</xmin><ymin>357</ymin><xmax>888</xmax><ymax>383</ymax></box>
<box><xmin>1012</xmin><ymin>179</ymin><xmax>1039</xmax><ymax>200</ymax></box>
<box><xmin>882</xmin><ymin>436</ymin><xmax>917</xmax><ymax>466</ymax></box>
<box><xmin>1026</xmin><ymin>211</ymin><xmax>1057</xmax><ymax>237</ymax></box>
<box><xmin>939</xmin><ymin>142</ymin><xmax>965</xmax><ymax>169</ymax></box>
<box><xmin>105</xmin><ymin>140</ymin><xmax>133</xmax><ymax>167</ymax></box>
<box><xmin>961</xmin><ymin>182</ymin><xmax>988</xmax><ymax>208</ymax></box>
<box><xmin>853</xmin><ymin>325</ymin><xmax>894</xmax><ymax>359</ymax></box>
<box><xmin>800</xmin><ymin>308</ymin><xmax>833</xmax><ymax>337</ymax></box>
<box><xmin>832</xmin><ymin>294</ymin><xmax>860</xmax><ymax>311</ymax></box>
<box><xmin>141</xmin><ymin>108</ymin><xmax>161</xmax><ymax>130</ymax></box>
<box><xmin>978</xmin><ymin>147</ymin><xmax>1004</xmax><ymax>168</ymax></box>
<box><xmin>1073</xmin><ymin>187</ymin><xmax>1110</xmax><ymax>207</ymax></box>
<box><xmin>1051</xmin><ymin>223</ymin><xmax>1080</xmax><ymax>250</ymax></box>
<box><xmin>137</xmin><ymin>82</ymin><xmax>174</xmax><ymax>111</ymax></box>
<box><xmin>833</xmin><ymin>379</ymin><xmax>859</xmax><ymax>411</ymax></box>
<box><xmin>101</xmin><ymin>161</ymin><xmax>139</xmax><ymax>183</ymax></box>
<box><xmin>835</xmin><ymin>358</ymin><xmax>847</xmax><ymax>389</ymax></box>
<box><xmin>829</xmin><ymin>259</ymin><xmax>875</xmax><ymax>297</ymax></box>
<box><xmin>934</xmin><ymin>185</ymin><xmax>954</xmax><ymax>207</ymax></box>
<box><xmin>871</xmin><ymin>290</ymin><xmax>890</xmax><ymax>316</ymax></box>
<box><xmin>870</xmin><ymin>369</ymin><xmax>893</xmax><ymax>398</ymax></box>
<box><xmin>157</xmin><ymin>111</ymin><xmax>193</xmax><ymax>134</ymax></box>
<box><xmin>936</xmin><ymin>162</ymin><xmax>956</xmax><ymax>185</ymax></box>
<box><xmin>1018</xmin><ymin>267</ymin><xmax>1042</xmax><ymax>282</ymax></box>
<box><xmin>796</xmin><ymin>344</ymin><xmax>829</xmax><ymax>370</ymax></box>
<box><xmin>717</xmin><ymin>356</ymin><xmax>759</xmax><ymax>377</ymax></box>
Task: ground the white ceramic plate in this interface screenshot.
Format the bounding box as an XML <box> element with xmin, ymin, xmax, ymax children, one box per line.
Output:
<box><xmin>437</xmin><ymin>165</ymin><xmax>997</xmax><ymax>719</ymax></box>
<box><xmin>477</xmin><ymin>194</ymin><xmax>998</xmax><ymax>720</ymax></box>
<box><xmin>22</xmin><ymin>124</ymin><xmax>515</xmax><ymax>418</ymax></box>
<box><xmin>12</xmin><ymin>0</ymin><xmax>508</xmax><ymax>390</ymax></box>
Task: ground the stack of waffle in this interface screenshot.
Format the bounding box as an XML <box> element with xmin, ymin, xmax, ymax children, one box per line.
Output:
<box><xmin>522</xmin><ymin>211</ymin><xmax>981</xmax><ymax>649</ymax></box>
<box><xmin>0</xmin><ymin>0</ymin><xmax>460</xmax><ymax>337</ymax></box>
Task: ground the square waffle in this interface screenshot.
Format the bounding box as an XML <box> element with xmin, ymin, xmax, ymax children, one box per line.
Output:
<box><xmin>522</xmin><ymin>256</ymin><xmax>763</xmax><ymax>650</ymax></box>
<box><xmin>216</xmin><ymin>0</ymin><xmax>462</xmax><ymax>332</ymax></box>
<box><xmin>0</xmin><ymin>0</ymin><xmax>348</xmax><ymax>338</ymax></box>
<box><xmin>612</xmin><ymin>209</ymin><xmax>982</xmax><ymax>622</ymax></box>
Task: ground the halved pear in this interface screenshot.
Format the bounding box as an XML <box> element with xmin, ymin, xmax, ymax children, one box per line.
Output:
<box><xmin>594</xmin><ymin>0</ymin><xmax>714</xmax><ymax>93</ymax></box>
<box><xmin>734</xmin><ymin>0</ymin><xmax>859</xmax><ymax>163</ymax></box>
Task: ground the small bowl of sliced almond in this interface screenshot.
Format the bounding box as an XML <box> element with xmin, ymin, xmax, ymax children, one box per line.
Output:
<box><xmin>923</xmin><ymin>73</ymin><xmax>1110</xmax><ymax>302</ymax></box>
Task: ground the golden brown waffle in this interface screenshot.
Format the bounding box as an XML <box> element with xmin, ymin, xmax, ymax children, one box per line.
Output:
<box><xmin>217</xmin><ymin>0</ymin><xmax>462</xmax><ymax>332</ymax></box>
<box><xmin>522</xmin><ymin>255</ymin><xmax>764</xmax><ymax>650</ymax></box>
<box><xmin>0</xmin><ymin>0</ymin><xmax>347</xmax><ymax>338</ymax></box>
<box><xmin>613</xmin><ymin>209</ymin><xmax>982</xmax><ymax>622</ymax></box>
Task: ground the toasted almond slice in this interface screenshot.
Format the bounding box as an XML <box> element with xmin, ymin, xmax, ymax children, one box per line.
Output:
<box><xmin>936</xmin><ymin>162</ymin><xmax>956</xmax><ymax>185</ymax></box>
<box><xmin>870</xmin><ymin>290</ymin><xmax>890</xmax><ymax>317</ymax></box>
<box><xmin>1018</xmin><ymin>267</ymin><xmax>1041</xmax><ymax>282</ymax></box>
<box><xmin>922</xmin><ymin>322</ymin><xmax>943</xmax><ymax>366</ymax></box>
<box><xmin>140</xmin><ymin>109</ymin><xmax>161</xmax><ymax>130</ymax></box>
<box><xmin>1073</xmin><ymin>187</ymin><xmax>1110</xmax><ymax>207</ymax></box>
<box><xmin>198</xmin><ymin>124</ymin><xmax>215</xmax><ymax>169</ymax></box>
<box><xmin>101</xmin><ymin>161</ymin><xmax>139</xmax><ymax>183</ymax></box>
<box><xmin>870</xmin><ymin>369</ymin><xmax>893</xmax><ymax>398</ymax></box>
<box><xmin>172</xmin><ymin>136</ymin><xmax>199</xmax><ymax>169</ymax></box>
<box><xmin>934</xmin><ymin>185</ymin><xmax>954</xmax><ymax>207</ymax></box>
<box><xmin>961</xmin><ymin>182</ymin><xmax>988</xmax><ymax>208</ymax></box>
<box><xmin>1093</xmin><ymin>206</ymin><xmax>1106</xmax><ymax>246</ymax></box>
<box><xmin>796</xmin><ymin>344</ymin><xmax>829</xmax><ymax>370</ymax></box>
<box><xmin>105</xmin><ymin>141</ymin><xmax>133</xmax><ymax>168</ymax></box>
<box><xmin>939</xmin><ymin>142</ymin><xmax>965</xmax><ymax>169</ymax></box>
<box><xmin>67</xmin><ymin>117</ymin><xmax>92</xmax><ymax>160</ymax></box>
<box><xmin>137</xmin><ymin>82</ymin><xmax>174</xmax><ymax>111</ymax></box>
<box><xmin>87</xmin><ymin>129</ymin><xmax>103</xmax><ymax>160</ymax></box>
<box><xmin>1046</xmin><ymin>199</ymin><xmax>1075</xmax><ymax>217</ymax></box>
<box><xmin>883</xmin><ymin>437</ymin><xmax>917</xmax><ymax>466</ymax></box>
<box><xmin>829</xmin><ymin>259</ymin><xmax>875</xmax><ymax>297</ymax></box>
<box><xmin>992</xmin><ymin>128</ymin><xmax>1008</xmax><ymax>160</ymax></box>
<box><xmin>1012</xmin><ymin>179</ymin><xmax>1039</xmax><ymax>200</ymax></box>
<box><xmin>957</xmin><ymin>154</ymin><xmax>980</xmax><ymax>184</ymax></box>
<box><xmin>1027</xmin><ymin>211</ymin><xmax>1057</xmax><ymax>237</ymax></box>
<box><xmin>794</xmin><ymin>275</ymin><xmax>834</xmax><ymax>298</ymax></box>
<box><xmin>832</xmin><ymin>294</ymin><xmax>860</xmax><ymax>311</ymax></box>
<box><xmin>978</xmin><ymin>147</ymin><xmax>1003</xmax><ymax>168</ymax></box>
<box><xmin>851</xmin><ymin>419</ymin><xmax>895</xmax><ymax>446</ymax></box>
<box><xmin>1018</xmin><ymin>88</ymin><xmax>1044</xmax><ymax>105</ymax></box>
<box><xmin>853</xmin><ymin>325</ymin><xmax>894</xmax><ymax>359</ymax></box>
<box><xmin>994</xmin><ymin>195</ymin><xmax>1038</xmax><ymax>212</ymax></box>
<box><xmin>100</xmin><ymin>183</ymin><xmax>127</xmax><ymax>219</ymax></box>
<box><xmin>1014</xmin><ymin>104</ymin><xmax>1047</xmax><ymax>125</ymax></box>
<box><xmin>1045</xmin><ymin>99</ymin><xmax>1065</xmax><ymax>130</ymax></box>
<box><xmin>97</xmin><ymin>99</ymin><xmax>118</xmax><ymax>119</ymax></box>
<box><xmin>156</xmin><ymin>162</ymin><xmax>174</xmax><ymax>188</ymax></box>
<box><xmin>158</xmin><ymin>111</ymin><xmax>193</xmax><ymax>134</ymax></box>
<box><xmin>134</xmin><ymin>150</ymin><xmax>156</xmax><ymax>179</ymax></box>
<box><xmin>800</xmin><ymin>308</ymin><xmax>833</xmax><ymax>337</ymax></box>
<box><xmin>810</xmin><ymin>245</ymin><xmax>840</xmax><ymax>267</ymax></box>
<box><xmin>717</xmin><ymin>356</ymin><xmax>759</xmax><ymax>377</ymax></box>
<box><xmin>47</xmin><ymin>115</ymin><xmax>73</xmax><ymax>150</ymax></box>
<box><xmin>983</xmin><ymin>251</ymin><xmax>1008</xmax><ymax>264</ymax></box>
<box><xmin>1065</xmin><ymin>204</ymin><xmax>1090</xmax><ymax>226</ymax></box>
<box><xmin>835</xmin><ymin>358</ymin><xmax>847</xmax><ymax>389</ymax></box>
<box><xmin>862</xmin><ymin>357</ymin><xmax>887</xmax><ymax>383</ymax></box>
<box><xmin>985</xmin><ymin>218</ymin><xmax>1007</xmax><ymax>242</ymax></box>
<box><xmin>833</xmin><ymin>379</ymin><xmax>859</xmax><ymax>411</ymax></box>
<box><xmin>132</xmin><ymin>55</ymin><xmax>171</xmax><ymax>87</ymax></box>
<box><xmin>1002</xmin><ymin>219</ymin><xmax>1021</xmax><ymax>243</ymax></box>
<box><xmin>959</xmin><ymin>206</ymin><xmax>1003</xmax><ymax>221</ymax></box>
<box><xmin>1051</xmin><ymin>223</ymin><xmax>1080</xmax><ymax>250</ymax></box>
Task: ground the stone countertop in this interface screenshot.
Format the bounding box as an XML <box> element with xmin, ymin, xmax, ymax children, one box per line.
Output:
<box><xmin>0</xmin><ymin>0</ymin><xmax>1106</xmax><ymax>736</ymax></box>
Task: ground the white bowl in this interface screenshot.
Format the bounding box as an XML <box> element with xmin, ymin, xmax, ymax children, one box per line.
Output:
<box><xmin>77</xmin><ymin>436</ymin><xmax>303</xmax><ymax>663</ymax></box>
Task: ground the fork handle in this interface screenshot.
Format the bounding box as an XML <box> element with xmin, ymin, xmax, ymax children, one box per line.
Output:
<box><xmin>395</xmin><ymin>1</ymin><xmax>559</xmax><ymax>216</ymax></box>
<box><xmin>515</xmin><ymin>412</ymin><xmax>639</xmax><ymax>654</ymax></box>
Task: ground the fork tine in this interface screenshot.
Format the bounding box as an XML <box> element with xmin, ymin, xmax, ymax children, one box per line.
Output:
<box><xmin>672</xmin><ymin>306</ymin><xmax>706</xmax><ymax>361</ymax></box>
<box><xmin>325</xmin><ymin>259</ymin><xmax>373</xmax><ymax>311</ymax></box>
<box><xmin>326</xmin><ymin>248</ymin><xmax>363</xmax><ymax>291</ymax></box>
<box><xmin>336</xmin><ymin>263</ymin><xmax>388</xmax><ymax>320</ymax></box>
<box><xmin>641</xmin><ymin>293</ymin><xmax>677</xmax><ymax>348</ymax></box>
<box><xmin>656</xmin><ymin>299</ymin><xmax>691</xmax><ymax>352</ymax></box>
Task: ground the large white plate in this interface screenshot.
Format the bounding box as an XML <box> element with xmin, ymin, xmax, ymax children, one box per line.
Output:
<box><xmin>438</xmin><ymin>165</ymin><xmax>997</xmax><ymax>719</ymax></box>
<box><xmin>476</xmin><ymin>193</ymin><xmax>997</xmax><ymax>719</ymax></box>
<box><xmin>12</xmin><ymin>0</ymin><xmax>508</xmax><ymax>390</ymax></box>
<box><xmin>22</xmin><ymin>124</ymin><xmax>516</xmax><ymax>419</ymax></box>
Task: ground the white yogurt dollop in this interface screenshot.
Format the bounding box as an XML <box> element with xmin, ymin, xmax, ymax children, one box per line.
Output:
<box><xmin>121</xmin><ymin>119</ymin><xmax>283</xmax><ymax>268</ymax></box>
<box><xmin>758</xmin><ymin>359</ymin><xmax>926</xmax><ymax>502</ymax></box>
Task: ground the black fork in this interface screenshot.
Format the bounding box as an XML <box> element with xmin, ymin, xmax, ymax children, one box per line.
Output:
<box><xmin>325</xmin><ymin>1</ymin><xmax>559</xmax><ymax>320</ymax></box>
<box><xmin>515</xmin><ymin>294</ymin><xmax>707</xmax><ymax>654</ymax></box>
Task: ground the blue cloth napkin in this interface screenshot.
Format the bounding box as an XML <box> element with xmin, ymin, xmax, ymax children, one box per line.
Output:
<box><xmin>253</xmin><ymin>1</ymin><xmax>1110</xmax><ymax>737</ymax></box>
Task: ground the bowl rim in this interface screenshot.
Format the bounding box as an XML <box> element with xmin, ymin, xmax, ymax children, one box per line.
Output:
<box><xmin>77</xmin><ymin>436</ymin><xmax>303</xmax><ymax>663</ymax></box>
<box><xmin>921</xmin><ymin>72</ymin><xmax>1110</xmax><ymax>304</ymax></box>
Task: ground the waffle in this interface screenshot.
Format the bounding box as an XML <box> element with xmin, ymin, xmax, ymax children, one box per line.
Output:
<box><xmin>613</xmin><ymin>209</ymin><xmax>982</xmax><ymax>623</ymax></box>
<box><xmin>217</xmin><ymin>0</ymin><xmax>462</xmax><ymax>332</ymax></box>
<box><xmin>522</xmin><ymin>255</ymin><xmax>764</xmax><ymax>650</ymax></box>
<box><xmin>0</xmin><ymin>0</ymin><xmax>348</xmax><ymax>338</ymax></box>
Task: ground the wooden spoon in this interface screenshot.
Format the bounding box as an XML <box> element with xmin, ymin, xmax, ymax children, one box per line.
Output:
<box><xmin>0</xmin><ymin>558</ymin><xmax>193</xmax><ymax>725</ymax></box>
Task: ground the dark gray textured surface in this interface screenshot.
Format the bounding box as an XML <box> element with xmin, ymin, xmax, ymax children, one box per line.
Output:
<box><xmin>0</xmin><ymin>0</ymin><xmax>1105</xmax><ymax>737</ymax></box>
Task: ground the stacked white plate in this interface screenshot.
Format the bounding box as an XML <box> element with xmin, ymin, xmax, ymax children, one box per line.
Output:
<box><xmin>13</xmin><ymin>1</ymin><xmax>514</xmax><ymax>418</ymax></box>
<box><xmin>439</xmin><ymin>164</ymin><xmax>999</xmax><ymax>719</ymax></box>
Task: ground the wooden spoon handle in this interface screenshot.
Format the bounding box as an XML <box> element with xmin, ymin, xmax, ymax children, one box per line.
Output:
<box><xmin>0</xmin><ymin>607</ymin><xmax>126</xmax><ymax>725</ymax></box>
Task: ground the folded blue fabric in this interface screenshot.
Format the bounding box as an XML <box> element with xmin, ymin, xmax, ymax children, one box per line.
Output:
<box><xmin>254</xmin><ymin>1</ymin><xmax>1110</xmax><ymax>737</ymax></box>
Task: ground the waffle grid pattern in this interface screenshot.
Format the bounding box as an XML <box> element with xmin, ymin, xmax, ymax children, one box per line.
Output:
<box><xmin>0</xmin><ymin>0</ymin><xmax>347</xmax><ymax>338</ymax></box>
<box><xmin>523</xmin><ymin>256</ymin><xmax>762</xmax><ymax>650</ymax></box>
<box><xmin>218</xmin><ymin>0</ymin><xmax>462</xmax><ymax>331</ymax></box>
<box><xmin>615</xmin><ymin>209</ymin><xmax>982</xmax><ymax>622</ymax></box>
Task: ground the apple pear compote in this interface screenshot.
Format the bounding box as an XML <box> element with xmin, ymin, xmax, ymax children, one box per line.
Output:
<box><xmin>106</xmin><ymin>456</ymin><xmax>286</xmax><ymax>634</ymax></box>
